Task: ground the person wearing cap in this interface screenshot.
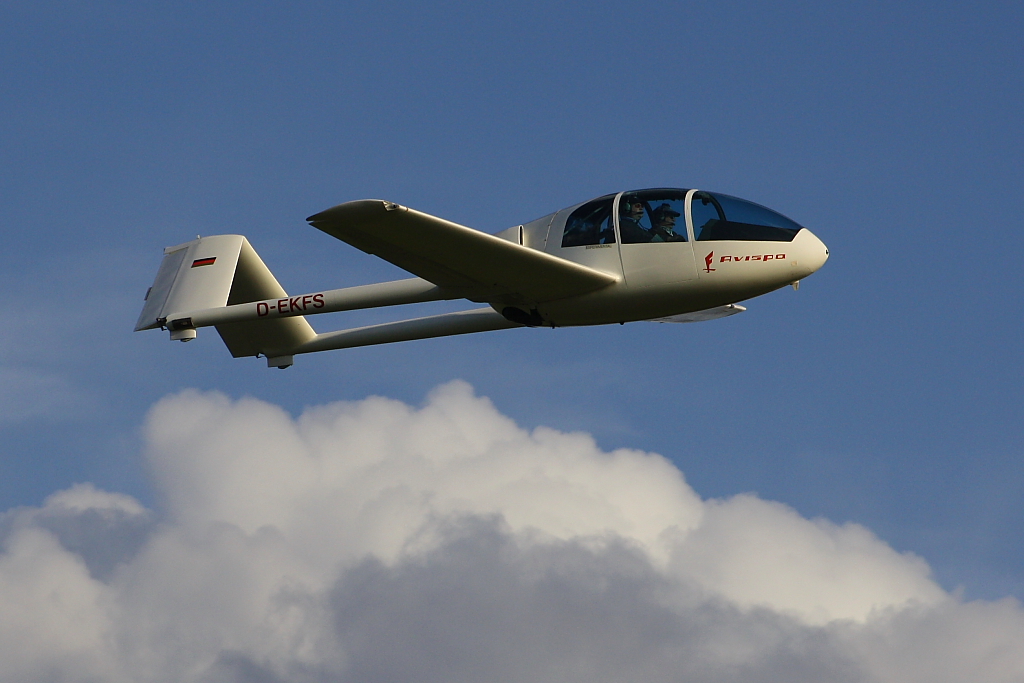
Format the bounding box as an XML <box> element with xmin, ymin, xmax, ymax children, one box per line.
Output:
<box><xmin>650</xmin><ymin>203</ymin><xmax>684</xmax><ymax>242</ymax></box>
<box><xmin>619</xmin><ymin>197</ymin><xmax>651</xmax><ymax>243</ymax></box>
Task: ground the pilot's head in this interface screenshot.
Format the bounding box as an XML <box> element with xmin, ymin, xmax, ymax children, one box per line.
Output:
<box><xmin>653</xmin><ymin>203</ymin><xmax>680</xmax><ymax>228</ymax></box>
<box><xmin>622</xmin><ymin>199</ymin><xmax>644</xmax><ymax>221</ymax></box>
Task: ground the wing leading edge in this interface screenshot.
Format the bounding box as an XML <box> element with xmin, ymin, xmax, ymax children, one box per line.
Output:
<box><xmin>307</xmin><ymin>200</ymin><xmax>617</xmax><ymax>306</ymax></box>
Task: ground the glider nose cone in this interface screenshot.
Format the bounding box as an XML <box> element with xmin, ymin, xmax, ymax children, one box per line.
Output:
<box><xmin>799</xmin><ymin>228</ymin><xmax>829</xmax><ymax>276</ymax></box>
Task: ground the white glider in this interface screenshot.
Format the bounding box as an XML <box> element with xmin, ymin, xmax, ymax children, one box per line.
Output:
<box><xmin>135</xmin><ymin>188</ymin><xmax>828</xmax><ymax>368</ymax></box>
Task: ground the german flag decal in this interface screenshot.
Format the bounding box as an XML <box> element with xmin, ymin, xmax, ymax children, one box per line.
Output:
<box><xmin>191</xmin><ymin>257</ymin><xmax>217</xmax><ymax>268</ymax></box>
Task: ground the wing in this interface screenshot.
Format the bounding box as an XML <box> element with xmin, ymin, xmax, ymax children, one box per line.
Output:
<box><xmin>307</xmin><ymin>200</ymin><xmax>617</xmax><ymax>305</ymax></box>
<box><xmin>648</xmin><ymin>304</ymin><xmax>746</xmax><ymax>323</ymax></box>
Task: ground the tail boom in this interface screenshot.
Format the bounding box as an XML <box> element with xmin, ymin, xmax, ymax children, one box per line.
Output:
<box><xmin>272</xmin><ymin>307</ymin><xmax>520</xmax><ymax>367</ymax></box>
<box><xmin>159</xmin><ymin>277</ymin><xmax>454</xmax><ymax>332</ymax></box>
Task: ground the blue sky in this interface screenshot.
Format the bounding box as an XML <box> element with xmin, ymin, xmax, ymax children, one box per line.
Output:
<box><xmin>1</xmin><ymin>0</ymin><xmax>1022</xmax><ymax>615</ymax></box>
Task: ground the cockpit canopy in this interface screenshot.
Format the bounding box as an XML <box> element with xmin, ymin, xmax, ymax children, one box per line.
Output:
<box><xmin>561</xmin><ymin>189</ymin><xmax>804</xmax><ymax>248</ymax></box>
<box><xmin>690</xmin><ymin>191</ymin><xmax>803</xmax><ymax>242</ymax></box>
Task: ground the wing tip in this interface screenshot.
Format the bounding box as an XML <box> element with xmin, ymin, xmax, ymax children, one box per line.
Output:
<box><xmin>307</xmin><ymin>199</ymin><xmax>395</xmax><ymax>226</ymax></box>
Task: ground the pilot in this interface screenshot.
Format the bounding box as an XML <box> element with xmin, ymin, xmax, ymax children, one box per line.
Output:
<box><xmin>650</xmin><ymin>203</ymin><xmax>683</xmax><ymax>242</ymax></box>
<box><xmin>619</xmin><ymin>198</ymin><xmax>650</xmax><ymax>243</ymax></box>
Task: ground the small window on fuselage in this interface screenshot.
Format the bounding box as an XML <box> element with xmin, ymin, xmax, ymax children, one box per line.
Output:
<box><xmin>692</xmin><ymin>192</ymin><xmax>803</xmax><ymax>242</ymax></box>
<box><xmin>562</xmin><ymin>195</ymin><xmax>616</xmax><ymax>247</ymax></box>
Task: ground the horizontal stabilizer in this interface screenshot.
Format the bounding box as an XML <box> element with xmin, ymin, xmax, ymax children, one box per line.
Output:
<box><xmin>307</xmin><ymin>200</ymin><xmax>617</xmax><ymax>306</ymax></box>
<box><xmin>135</xmin><ymin>235</ymin><xmax>244</xmax><ymax>331</ymax></box>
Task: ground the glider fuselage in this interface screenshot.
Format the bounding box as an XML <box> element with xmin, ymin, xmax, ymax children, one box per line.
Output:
<box><xmin>489</xmin><ymin>188</ymin><xmax>828</xmax><ymax>326</ymax></box>
<box><xmin>135</xmin><ymin>187</ymin><xmax>828</xmax><ymax>368</ymax></box>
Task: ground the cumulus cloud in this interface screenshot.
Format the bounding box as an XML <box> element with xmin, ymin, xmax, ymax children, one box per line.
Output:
<box><xmin>0</xmin><ymin>381</ymin><xmax>1021</xmax><ymax>682</ymax></box>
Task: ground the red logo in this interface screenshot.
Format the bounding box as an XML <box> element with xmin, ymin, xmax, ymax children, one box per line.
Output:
<box><xmin>704</xmin><ymin>251</ymin><xmax>716</xmax><ymax>273</ymax></box>
<box><xmin>719</xmin><ymin>253</ymin><xmax>786</xmax><ymax>263</ymax></box>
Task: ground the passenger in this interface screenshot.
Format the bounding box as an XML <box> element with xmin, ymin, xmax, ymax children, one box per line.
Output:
<box><xmin>619</xmin><ymin>198</ymin><xmax>650</xmax><ymax>243</ymax></box>
<box><xmin>650</xmin><ymin>203</ymin><xmax>684</xmax><ymax>242</ymax></box>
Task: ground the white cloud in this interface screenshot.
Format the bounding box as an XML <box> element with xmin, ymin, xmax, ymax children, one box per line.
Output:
<box><xmin>670</xmin><ymin>494</ymin><xmax>944</xmax><ymax>623</ymax></box>
<box><xmin>143</xmin><ymin>383</ymin><xmax>703</xmax><ymax>574</ymax></box>
<box><xmin>0</xmin><ymin>381</ymin><xmax>1022</xmax><ymax>682</ymax></box>
<box><xmin>0</xmin><ymin>527</ymin><xmax>119</xmax><ymax>681</ymax></box>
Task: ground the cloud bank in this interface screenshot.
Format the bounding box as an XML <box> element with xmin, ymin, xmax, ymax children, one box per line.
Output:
<box><xmin>0</xmin><ymin>381</ymin><xmax>1021</xmax><ymax>682</ymax></box>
